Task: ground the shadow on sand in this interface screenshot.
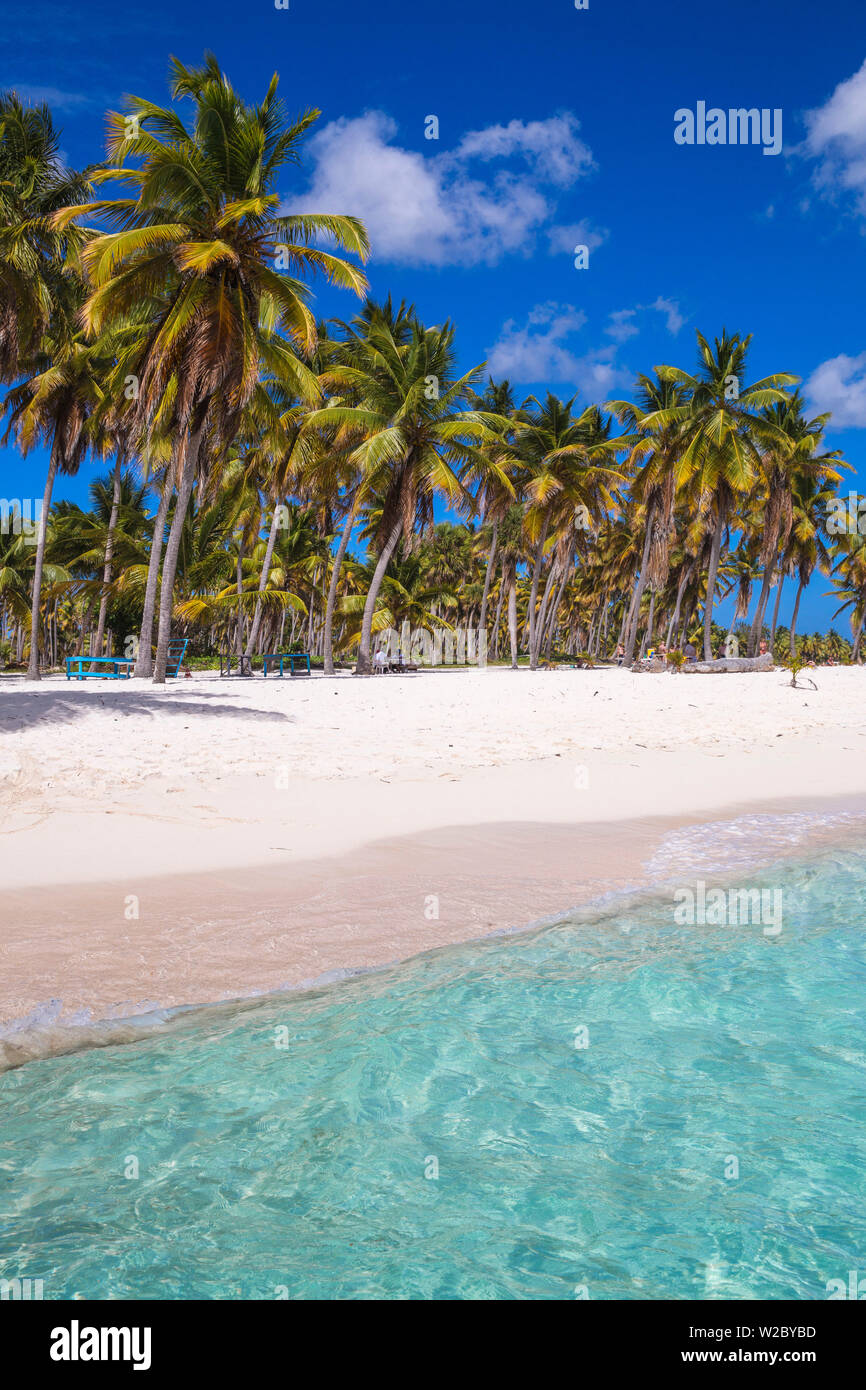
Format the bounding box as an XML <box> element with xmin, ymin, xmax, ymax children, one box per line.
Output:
<box><xmin>0</xmin><ymin>679</ymin><xmax>294</xmax><ymax>732</ymax></box>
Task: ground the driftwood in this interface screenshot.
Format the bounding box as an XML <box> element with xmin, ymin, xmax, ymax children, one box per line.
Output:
<box><xmin>634</xmin><ymin>654</ymin><xmax>774</xmax><ymax>674</ymax></box>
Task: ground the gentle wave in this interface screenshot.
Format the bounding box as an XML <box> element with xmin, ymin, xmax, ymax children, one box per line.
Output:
<box><xmin>1</xmin><ymin>842</ymin><xmax>865</xmax><ymax>1298</ymax></box>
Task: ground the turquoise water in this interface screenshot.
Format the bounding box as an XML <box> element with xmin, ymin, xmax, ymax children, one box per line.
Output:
<box><xmin>2</xmin><ymin>847</ymin><xmax>865</xmax><ymax>1300</ymax></box>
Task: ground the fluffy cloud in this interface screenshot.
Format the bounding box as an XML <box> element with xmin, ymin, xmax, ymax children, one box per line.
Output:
<box><xmin>486</xmin><ymin>303</ymin><xmax>625</xmax><ymax>393</ymax></box>
<box><xmin>803</xmin><ymin>352</ymin><xmax>866</xmax><ymax>428</ymax></box>
<box><xmin>604</xmin><ymin>298</ymin><xmax>685</xmax><ymax>342</ymax></box>
<box><xmin>801</xmin><ymin>59</ymin><xmax>866</xmax><ymax>216</ymax></box>
<box><xmin>286</xmin><ymin>111</ymin><xmax>600</xmax><ymax>267</ymax></box>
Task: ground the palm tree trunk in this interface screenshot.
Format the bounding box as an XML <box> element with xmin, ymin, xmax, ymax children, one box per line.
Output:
<box><xmin>26</xmin><ymin>452</ymin><xmax>58</xmax><ymax>680</ymax></box>
<box><xmin>246</xmin><ymin>505</ymin><xmax>282</xmax><ymax>657</ymax></box>
<box><xmin>769</xmin><ymin>576</ymin><xmax>785</xmax><ymax>651</ymax></box>
<box><xmin>153</xmin><ymin>427</ymin><xmax>204</xmax><ymax>685</ymax></box>
<box><xmin>356</xmin><ymin>518</ymin><xmax>402</xmax><ymax>674</ymax></box>
<box><xmin>478</xmin><ymin>519</ymin><xmax>499</xmax><ymax>648</ymax></box>
<box><xmin>747</xmin><ymin>568</ymin><xmax>774</xmax><ymax>656</ymax></box>
<box><xmin>323</xmin><ymin>504</ymin><xmax>356</xmax><ymax>675</ymax></box>
<box><xmin>535</xmin><ymin>557</ymin><xmax>560</xmax><ymax>656</ymax></box>
<box><xmin>93</xmin><ymin>456</ymin><xmax>123</xmax><ymax>662</ymax></box>
<box><xmin>491</xmin><ymin>565</ymin><xmax>506</xmax><ymax>659</ymax></box>
<box><xmin>624</xmin><ymin>504</ymin><xmax>655</xmax><ymax>666</ymax></box>
<box><xmin>545</xmin><ymin>564</ymin><xmax>571</xmax><ymax>659</ymax></box>
<box><xmin>789</xmin><ymin>578</ymin><xmax>805</xmax><ymax>658</ymax></box>
<box><xmin>669</xmin><ymin>562</ymin><xmax>691</xmax><ymax>650</ymax></box>
<box><xmin>235</xmin><ymin>549</ymin><xmax>244</xmax><ymax>661</ymax></box>
<box><xmin>853</xmin><ymin>608</ymin><xmax>865</xmax><ymax>664</ymax></box>
<box><xmin>639</xmin><ymin>590</ymin><xmax>656</xmax><ymax>658</ymax></box>
<box><xmin>528</xmin><ymin>505</ymin><xmax>552</xmax><ymax>670</ymax></box>
<box><xmin>135</xmin><ymin>469</ymin><xmax>172</xmax><ymax>677</ymax></box>
<box><xmin>507</xmin><ymin>572</ymin><xmax>518</xmax><ymax>669</ymax></box>
<box><xmin>703</xmin><ymin>512</ymin><xmax>725</xmax><ymax>661</ymax></box>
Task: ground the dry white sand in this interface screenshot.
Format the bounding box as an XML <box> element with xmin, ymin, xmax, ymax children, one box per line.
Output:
<box><xmin>1</xmin><ymin>664</ymin><xmax>864</xmax><ymax>1044</ymax></box>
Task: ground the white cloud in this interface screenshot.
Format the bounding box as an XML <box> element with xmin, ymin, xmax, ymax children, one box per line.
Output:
<box><xmin>287</xmin><ymin>111</ymin><xmax>598</xmax><ymax>267</ymax></box>
<box><xmin>804</xmin><ymin>352</ymin><xmax>866</xmax><ymax>428</ymax></box>
<box><xmin>486</xmin><ymin>302</ymin><xmax>625</xmax><ymax>393</ymax></box>
<box><xmin>801</xmin><ymin>59</ymin><xmax>866</xmax><ymax>216</ymax></box>
<box><xmin>649</xmin><ymin>295</ymin><xmax>685</xmax><ymax>335</ymax></box>
<box><xmin>450</xmin><ymin>114</ymin><xmax>594</xmax><ymax>186</ymax></box>
<box><xmin>604</xmin><ymin>298</ymin><xmax>684</xmax><ymax>342</ymax></box>
<box><xmin>605</xmin><ymin>309</ymin><xmax>639</xmax><ymax>343</ymax></box>
<box><xmin>546</xmin><ymin>219</ymin><xmax>607</xmax><ymax>256</ymax></box>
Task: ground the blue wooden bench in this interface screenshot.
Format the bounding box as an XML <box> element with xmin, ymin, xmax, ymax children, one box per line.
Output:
<box><xmin>262</xmin><ymin>652</ymin><xmax>311</xmax><ymax>677</ymax></box>
<box><xmin>66</xmin><ymin>656</ymin><xmax>133</xmax><ymax>681</ymax></box>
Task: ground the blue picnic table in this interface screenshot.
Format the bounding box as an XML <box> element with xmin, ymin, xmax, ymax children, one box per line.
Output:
<box><xmin>66</xmin><ymin>656</ymin><xmax>134</xmax><ymax>680</ymax></box>
<box><xmin>262</xmin><ymin>652</ymin><xmax>311</xmax><ymax>677</ymax></box>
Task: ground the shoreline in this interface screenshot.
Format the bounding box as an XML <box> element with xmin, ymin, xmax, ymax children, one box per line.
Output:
<box><xmin>3</xmin><ymin>667</ymin><xmax>866</xmax><ymax>1067</ymax></box>
<box><xmin>3</xmin><ymin>789</ymin><xmax>866</xmax><ymax>1070</ymax></box>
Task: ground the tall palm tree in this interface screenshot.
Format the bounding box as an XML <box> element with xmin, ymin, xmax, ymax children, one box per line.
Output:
<box><xmin>55</xmin><ymin>53</ymin><xmax>369</xmax><ymax>681</ymax></box>
<box><xmin>654</xmin><ymin>330</ymin><xmax>797</xmax><ymax>659</ymax></box>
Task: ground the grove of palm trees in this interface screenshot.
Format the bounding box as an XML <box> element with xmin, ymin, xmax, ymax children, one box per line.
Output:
<box><xmin>2</xmin><ymin>59</ymin><xmax>863</xmax><ymax>683</ymax></box>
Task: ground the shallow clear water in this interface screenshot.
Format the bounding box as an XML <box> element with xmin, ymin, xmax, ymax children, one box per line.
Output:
<box><xmin>2</xmin><ymin>846</ymin><xmax>865</xmax><ymax>1300</ymax></box>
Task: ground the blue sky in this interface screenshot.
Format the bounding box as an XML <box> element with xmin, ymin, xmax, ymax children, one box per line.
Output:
<box><xmin>3</xmin><ymin>0</ymin><xmax>866</xmax><ymax>632</ymax></box>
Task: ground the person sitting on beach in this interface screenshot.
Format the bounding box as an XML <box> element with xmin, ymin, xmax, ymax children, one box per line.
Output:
<box><xmin>759</xmin><ymin>639</ymin><xmax>769</xmax><ymax>656</ymax></box>
<box><xmin>373</xmin><ymin>648</ymin><xmax>387</xmax><ymax>673</ymax></box>
<box><xmin>683</xmin><ymin>639</ymin><xmax>697</xmax><ymax>662</ymax></box>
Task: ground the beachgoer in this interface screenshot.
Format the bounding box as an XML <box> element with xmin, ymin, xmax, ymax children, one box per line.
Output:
<box><xmin>683</xmin><ymin>640</ymin><xmax>697</xmax><ymax>662</ymax></box>
<box><xmin>616</xmin><ymin>643</ymin><xmax>624</xmax><ymax>666</ymax></box>
<box><xmin>373</xmin><ymin>648</ymin><xmax>387</xmax><ymax>673</ymax></box>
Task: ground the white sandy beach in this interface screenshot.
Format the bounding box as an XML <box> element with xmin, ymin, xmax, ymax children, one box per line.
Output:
<box><xmin>1</xmin><ymin>664</ymin><xmax>865</xmax><ymax>1050</ymax></box>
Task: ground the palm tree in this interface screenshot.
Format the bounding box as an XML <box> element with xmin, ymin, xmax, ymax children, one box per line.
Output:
<box><xmin>56</xmin><ymin>53</ymin><xmax>369</xmax><ymax>681</ymax></box>
<box><xmin>0</xmin><ymin>92</ymin><xmax>88</xmax><ymax>381</ymax></box>
<box><xmin>306</xmin><ymin>309</ymin><xmax>503</xmax><ymax>673</ymax></box>
<box><xmin>745</xmin><ymin>394</ymin><xmax>845</xmax><ymax>654</ymax></box>
<box><xmin>829</xmin><ymin>533</ymin><xmax>866</xmax><ymax>662</ymax></box>
<box><xmin>516</xmin><ymin>393</ymin><xmax>621</xmax><ymax>669</ymax></box>
<box><xmin>465</xmin><ymin>377</ymin><xmax>518</xmax><ymax>652</ymax></box>
<box><xmin>654</xmin><ymin>330</ymin><xmax>797</xmax><ymax>659</ymax></box>
<box><xmin>607</xmin><ymin>373</ymin><xmax>684</xmax><ymax>665</ymax></box>
<box><xmin>786</xmin><ymin>474</ymin><xmax>835</xmax><ymax>657</ymax></box>
<box><xmin>4</xmin><ymin>328</ymin><xmax>102</xmax><ymax>677</ymax></box>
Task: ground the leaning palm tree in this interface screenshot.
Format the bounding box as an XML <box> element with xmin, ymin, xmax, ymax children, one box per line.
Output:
<box><xmin>54</xmin><ymin>52</ymin><xmax>369</xmax><ymax>681</ymax></box>
<box><xmin>654</xmin><ymin>330</ymin><xmax>798</xmax><ymax>659</ymax></box>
